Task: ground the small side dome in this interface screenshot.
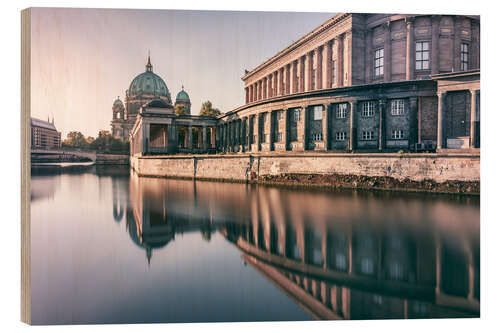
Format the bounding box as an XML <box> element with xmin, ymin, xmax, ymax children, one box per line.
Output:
<box><xmin>113</xmin><ymin>96</ymin><xmax>124</xmax><ymax>107</ymax></box>
<box><xmin>146</xmin><ymin>99</ymin><xmax>170</xmax><ymax>108</ymax></box>
<box><xmin>175</xmin><ymin>86</ymin><xmax>190</xmax><ymax>103</ymax></box>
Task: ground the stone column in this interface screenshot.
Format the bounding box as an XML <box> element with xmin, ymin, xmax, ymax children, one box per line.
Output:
<box><xmin>453</xmin><ymin>16</ymin><xmax>462</xmax><ymax>72</ymax></box>
<box><xmin>268</xmin><ymin>74</ymin><xmax>273</xmax><ymax>97</ymax></box>
<box><xmin>286</xmin><ymin>64</ymin><xmax>291</xmax><ymax>94</ymax></box>
<box><xmin>349</xmin><ymin>101</ymin><xmax>357</xmax><ymax>150</ymax></box>
<box><xmin>263</xmin><ymin>78</ymin><xmax>267</xmax><ymax>100</ymax></box>
<box><xmin>326</xmin><ymin>40</ymin><xmax>333</xmax><ymax>88</ymax></box>
<box><xmin>323</xmin><ymin>104</ymin><xmax>329</xmax><ymax>150</ymax></box>
<box><xmin>301</xmin><ymin>106</ymin><xmax>307</xmax><ymax>150</ymax></box>
<box><xmin>273</xmin><ymin>71</ymin><xmax>278</xmax><ymax>96</ymax></box>
<box><xmin>188</xmin><ymin>125</ymin><xmax>193</xmax><ymax>150</ymax></box>
<box><xmin>470</xmin><ymin>89</ymin><xmax>478</xmax><ymax>148</ymax></box>
<box><xmin>300</xmin><ymin>56</ymin><xmax>306</xmax><ymax>92</ymax></box>
<box><xmin>292</xmin><ymin>60</ymin><xmax>298</xmax><ymax>93</ymax></box>
<box><xmin>142</xmin><ymin>122</ymin><xmax>150</xmax><ymax>154</ymax></box>
<box><xmin>256</xmin><ymin>114</ymin><xmax>262</xmax><ymax>151</ymax></box>
<box><xmin>409</xmin><ymin>97</ymin><xmax>418</xmax><ymax>150</ymax></box>
<box><xmin>437</xmin><ymin>92</ymin><xmax>446</xmax><ymax>149</ymax></box>
<box><xmin>406</xmin><ymin>18</ymin><xmax>415</xmax><ymax>80</ymax></box>
<box><xmin>258</xmin><ymin>80</ymin><xmax>262</xmax><ymax>100</ymax></box>
<box><xmin>254</xmin><ymin>82</ymin><xmax>258</xmax><ymax>101</ymax></box>
<box><xmin>336</xmin><ymin>35</ymin><xmax>344</xmax><ymax>87</ymax></box>
<box><xmin>245</xmin><ymin>87</ymin><xmax>249</xmax><ymax>104</ymax></box>
<box><xmin>211</xmin><ymin>126</ymin><xmax>216</xmax><ymax>148</ymax></box>
<box><xmin>316</xmin><ymin>46</ymin><xmax>323</xmax><ymax>90</ymax></box>
<box><xmin>266</xmin><ymin>112</ymin><xmax>273</xmax><ymax>151</ymax></box>
<box><xmin>378</xmin><ymin>99</ymin><xmax>386</xmax><ymax>150</ymax></box>
<box><xmin>384</xmin><ymin>21</ymin><xmax>392</xmax><ymax>82</ymax></box>
<box><xmin>431</xmin><ymin>16</ymin><xmax>440</xmax><ymax>75</ymax></box>
<box><xmin>279</xmin><ymin>68</ymin><xmax>284</xmax><ymax>95</ymax></box>
<box><xmin>307</xmin><ymin>51</ymin><xmax>314</xmax><ymax>91</ymax></box>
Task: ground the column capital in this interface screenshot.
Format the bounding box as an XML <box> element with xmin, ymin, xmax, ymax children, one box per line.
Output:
<box><xmin>470</xmin><ymin>89</ymin><xmax>478</xmax><ymax>96</ymax></box>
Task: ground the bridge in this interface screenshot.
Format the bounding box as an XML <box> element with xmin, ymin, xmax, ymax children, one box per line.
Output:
<box><xmin>31</xmin><ymin>148</ymin><xmax>97</xmax><ymax>162</ymax></box>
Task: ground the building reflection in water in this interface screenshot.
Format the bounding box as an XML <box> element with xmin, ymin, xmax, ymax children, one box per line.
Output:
<box><xmin>123</xmin><ymin>171</ymin><xmax>479</xmax><ymax>320</ymax></box>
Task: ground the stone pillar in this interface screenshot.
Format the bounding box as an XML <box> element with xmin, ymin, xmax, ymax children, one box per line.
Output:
<box><xmin>301</xmin><ymin>106</ymin><xmax>307</xmax><ymax>151</ymax></box>
<box><xmin>188</xmin><ymin>125</ymin><xmax>193</xmax><ymax>150</ymax></box>
<box><xmin>286</xmin><ymin>64</ymin><xmax>291</xmax><ymax>94</ymax></box>
<box><xmin>266</xmin><ymin>112</ymin><xmax>272</xmax><ymax>151</ymax></box>
<box><xmin>256</xmin><ymin>114</ymin><xmax>262</xmax><ymax>151</ymax></box>
<box><xmin>336</xmin><ymin>35</ymin><xmax>344</xmax><ymax>87</ymax></box>
<box><xmin>300</xmin><ymin>56</ymin><xmax>306</xmax><ymax>92</ymax></box>
<box><xmin>406</xmin><ymin>18</ymin><xmax>415</xmax><ymax>80</ymax></box>
<box><xmin>316</xmin><ymin>46</ymin><xmax>323</xmax><ymax>90</ymax></box>
<box><xmin>292</xmin><ymin>60</ymin><xmax>298</xmax><ymax>93</ymax></box>
<box><xmin>437</xmin><ymin>92</ymin><xmax>446</xmax><ymax>149</ymax></box>
<box><xmin>307</xmin><ymin>51</ymin><xmax>314</xmax><ymax>91</ymax></box>
<box><xmin>384</xmin><ymin>21</ymin><xmax>392</xmax><ymax>82</ymax></box>
<box><xmin>326</xmin><ymin>40</ymin><xmax>333</xmax><ymax>88</ymax></box>
<box><xmin>322</xmin><ymin>104</ymin><xmax>329</xmax><ymax>150</ymax></box>
<box><xmin>453</xmin><ymin>16</ymin><xmax>462</xmax><ymax>72</ymax></box>
<box><xmin>470</xmin><ymin>89</ymin><xmax>478</xmax><ymax>148</ymax></box>
<box><xmin>431</xmin><ymin>16</ymin><xmax>440</xmax><ymax>75</ymax></box>
<box><xmin>245</xmin><ymin>87</ymin><xmax>249</xmax><ymax>104</ymax></box>
<box><xmin>254</xmin><ymin>82</ymin><xmax>258</xmax><ymax>101</ymax></box>
<box><xmin>258</xmin><ymin>80</ymin><xmax>262</xmax><ymax>100</ymax></box>
<box><xmin>378</xmin><ymin>99</ymin><xmax>386</xmax><ymax>150</ymax></box>
<box><xmin>211</xmin><ymin>126</ymin><xmax>216</xmax><ymax>148</ymax></box>
<box><xmin>409</xmin><ymin>97</ymin><xmax>418</xmax><ymax>150</ymax></box>
<box><xmin>273</xmin><ymin>71</ymin><xmax>278</xmax><ymax>96</ymax></box>
<box><xmin>268</xmin><ymin>74</ymin><xmax>273</xmax><ymax>98</ymax></box>
<box><xmin>263</xmin><ymin>78</ymin><xmax>267</xmax><ymax>100</ymax></box>
<box><xmin>279</xmin><ymin>68</ymin><xmax>284</xmax><ymax>95</ymax></box>
<box><xmin>142</xmin><ymin>122</ymin><xmax>150</xmax><ymax>154</ymax></box>
<box><xmin>349</xmin><ymin>101</ymin><xmax>357</xmax><ymax>150</ymax></box>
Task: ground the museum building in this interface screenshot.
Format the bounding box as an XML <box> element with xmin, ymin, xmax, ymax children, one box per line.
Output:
<box><xmin>216</xmin><ymin>13</ymin><xmax>480</xmax><ymax>153</ymax></box>
<box><xmin>31</xmin><ymin>117</ymin><xmax>61</xmax><ymax>150</ymax></box>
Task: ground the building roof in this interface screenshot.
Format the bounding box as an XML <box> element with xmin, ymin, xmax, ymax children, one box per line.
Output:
<box><xmin>128</xmin><ymin>57</ymin><xmax>171</xmax><ymax>102</ymax></box>
<box><xmin>113</xmin><ymin>96</ymin><xmax>124</xmax><ymax>107</ymax></box>
<box><xmin>31</xmin><ymin>117</ymin><xmax>57</xmax><ymax>131</ymax></box>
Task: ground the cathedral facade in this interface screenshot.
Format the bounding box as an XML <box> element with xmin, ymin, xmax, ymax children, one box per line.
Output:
<box><xmin>111</xmin><ymin>56</ymin><xmax>191</xmax><ymax>141</ymax></box>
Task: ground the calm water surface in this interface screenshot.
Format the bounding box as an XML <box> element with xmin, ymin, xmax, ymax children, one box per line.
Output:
<box><xmin>30</xmin><ymin>165</ymin><xmax>480</xmax><ymax>324</ymax></box>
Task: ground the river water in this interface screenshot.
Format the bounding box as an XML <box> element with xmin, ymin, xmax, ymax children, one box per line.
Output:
<box><xmin>30</xmin><ymin>165</ymin><xmax>480</xmax><ymax>324</ymax></box>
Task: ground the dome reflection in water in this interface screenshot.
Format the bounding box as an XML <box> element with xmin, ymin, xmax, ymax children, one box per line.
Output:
<box><xmin>30</xmin><ymin>165</ymin><xmax>479</xmax><ymax>324</ymax></box>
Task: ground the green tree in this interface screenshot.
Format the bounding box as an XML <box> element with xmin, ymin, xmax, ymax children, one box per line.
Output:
<box><xmin>199</xmin><ymin>101</ymin><xmax>221</xmax><ymax>117</ymax></box>
<box><xmin>63</xmin><ymin>131</ymin><xmax>88</xmax><ymax>148</ymax></box>
<box><xmin>174</xmin><ymin>104</ymin><xmax>187</xmax><ymax>116</ymax></box>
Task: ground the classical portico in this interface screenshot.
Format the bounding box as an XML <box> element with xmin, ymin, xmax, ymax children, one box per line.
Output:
<box><xmin>130</xmin><ymin>100</ymin><xmax>217</xmax><ymax>156</ymax></box>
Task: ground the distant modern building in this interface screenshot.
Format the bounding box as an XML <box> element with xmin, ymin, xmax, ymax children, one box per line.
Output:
<box><xmin>217</xmin><ymin>13</ymin><xmax>480</xmax><ymax>153</ymax></box>
<box><xmin>111</xmin><ymin>56</ymin><xmax>192</xmax><ymax>141</ymax></box>
<box><xmin>31</xmin><ymin>117</ymin><xmax>61</xmax><ymax>149</ymax></box>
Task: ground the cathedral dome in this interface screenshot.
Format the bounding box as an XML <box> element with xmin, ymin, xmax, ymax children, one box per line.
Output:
<box><xmin>128</xmin><ymin>56</ymin><xmax>171</xmax><ymax>102</ymax></box>
<box><xmin>113</xmin><ymin>96</ymin><xmax>124</xmax><ymax>107</ymax></box>
<box><xmin>175</xmin><ymin>87</ymin><xmax>190</xmax><ymax>103</ymax></box>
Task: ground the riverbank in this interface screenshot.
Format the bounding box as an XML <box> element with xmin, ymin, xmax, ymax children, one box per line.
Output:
<box><xmin>130</xmin><ymin>152</ymin><xmax>480</xmax><ymax>195</ymax></box>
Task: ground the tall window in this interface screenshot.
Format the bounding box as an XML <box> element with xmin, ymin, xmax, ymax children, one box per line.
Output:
<box><xmin>374</xmin><ymin>48</ymin><xmax>384</xmax><ymax>77</ymax></box>
<box><xmin>361</xmin><ymin>101</ymin><xmax>375</xmax><ymax>117</ymax></box>
<box><xmin>336</xmin><ymin>103</ymin><xmax>348</xmax><ymax>119</ymax></box>
<box><xmin>313</xmin><ymin>105</ymin><xmax>323</xmax><ymax>120</ymax></box>
<box><xmin>294</xmin><ymin>109</ymin><xmax>301</xmax><ymax>122</ymax></box>
<box><xmin>416</xmin><ymin>41</ymin><xmax>430</xmax><ymax>70</ymax></box>
<box><xmin>332</xmin><ymin>60</ymin><xmax>337</xmax><ymax>86</ymax></box>
<box><xmin>391</xmin><ymin>99</ymin><xmax>405</xmax><ymax>116</ymax></box>
<box><xmin>461</xmin><ymin>43</ymin><xmax>469</xmax><ymax>71</ymax></box>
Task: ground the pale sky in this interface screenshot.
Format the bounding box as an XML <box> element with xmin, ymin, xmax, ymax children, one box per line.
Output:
<box><xmin>31</xmin><ymin>8</ymin><xmax>333</xmax><ymax>138</ymax></box>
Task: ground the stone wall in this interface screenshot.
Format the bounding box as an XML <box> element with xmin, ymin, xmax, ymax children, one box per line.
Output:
<box><xmin>131</xmin><ymin>153</ymin><xmax>479</xmax><ymax>184</ymax></box>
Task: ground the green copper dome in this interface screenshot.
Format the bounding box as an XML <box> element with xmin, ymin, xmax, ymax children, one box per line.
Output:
<box><xmin>128</xmin><ymin>56</ymin><xmax>171</xmax><ymax>102</ymax></box>
<box><xmin>113</xmin><ymin>96</ymin><xmax>124</xmax><ymax>107</ymax></box>
<box><xmin>175</xmin><ymin>87</ymin><xmax>190</xmax><ymax>103</ymax></box>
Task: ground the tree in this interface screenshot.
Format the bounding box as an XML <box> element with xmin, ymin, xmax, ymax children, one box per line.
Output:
<box><xmin>63</xmin><ymin>131</ymin><xmax>88</xmax><ymax>148</ymax></box>
<box><xmin>199</xmin><ymin>101</ymin><xmax>221</xmax><ymax>117</ymax></box>
<box><xmin>174</xmin><ymin>104</ymin><xmax>187</xmax><ymax>116</ymax></box>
